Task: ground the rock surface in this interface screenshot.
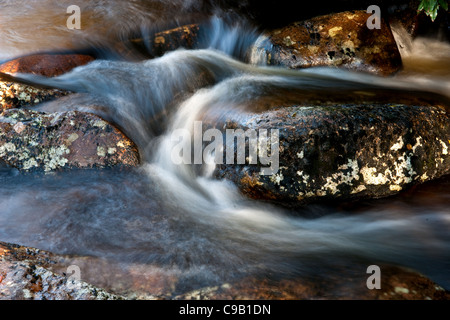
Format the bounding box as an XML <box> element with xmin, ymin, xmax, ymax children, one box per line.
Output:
<box><xmin>1</xmin><ymin>241</ymin><xmax>449</xmax><ymax>300</ymax></box>
<box><xmin>119</xmin><ymin>24</ymin><xmax>201</xmax><ymax>59</ymax></box>
<box><xmin>0</xmin><ymin>109</ymin><xmax>140</xmax><ymax>172</ymax></box>
<box><xmin>0</xmin><ymin>54</ymin><xmax>94</xmax><ymax>110</ymax></box>
<box><xmin>0</xmin><ymin>54</ymin><xmax>95</xmax><ymax>77</ymax></box>
<box><xmin>174</xmin><ymin>266</ymin><xmax>450</xmax><ymax>300</ymax></box>
<box><xmin>254</xmin><ymin>10</ymin><xmax>402</xmax><ymax>75</ymax></box>
<box><xmin>0</xmin><ymin>242</ymin><xmax>120</xmax><ymax>300</ymax></box>
<box><xmin>0</xmin><ymin>81</ymin><xmax>68</xmax><ymax>111</ymax></box>
<box><xmin>214</xmin><ymin>104</ymin><xmax>449</xmax><ymax>206</ymax></box>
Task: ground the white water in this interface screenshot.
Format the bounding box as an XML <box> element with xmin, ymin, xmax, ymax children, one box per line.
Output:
<box><xmin>0</xmin><ymin>2</ymin><xmax>449</xmax><ymax>297</ymax></box>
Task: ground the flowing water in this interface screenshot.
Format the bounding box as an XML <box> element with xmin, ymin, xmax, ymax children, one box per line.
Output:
<box><xmin>0</xmin><ymin>1</ymin><xmax>449</xmax><ymax>297</ymax></box>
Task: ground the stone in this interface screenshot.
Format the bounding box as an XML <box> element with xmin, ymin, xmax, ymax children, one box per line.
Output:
<box><xmin>0</xmin><ymin>242</ymin><xmax>120</xmax><ymax>300</ymax></box>
<box><xmin>0</xmin><ymin>109</ymin><xmax>140</xmax><ymax>172</ymax></box>
<box><xmin>174</xmin><ymin>265</ymin><xmax>450</xmax><ymax>300</ymax></box>
<box><xmin>118</xmin><ymin>24</ymin><xmax>201</xmax><ymax>59</ymax></box>
<box><xmin>0</xmin><ymin>80</ymin><xmax>68</xmax><ymax>111</ymax></box>
<box><xmin>0</xmin><ymin>54</ymin><xmax>95</xmax><ymax>77</ymax></box>
<box><xmin>254</xmin><ymin>10</ymin><xmax>402</xmax><ymax>75</ymax></box>
<box><xmin>213</xmin><ymin>104</ymin><xmax>449</xmax><ymax>206</ymax></box>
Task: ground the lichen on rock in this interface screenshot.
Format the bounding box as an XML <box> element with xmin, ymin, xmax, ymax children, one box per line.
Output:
<box><xmin>0</xmin><ymin>109</ymin><xmax>140</xmax><ymax>172</ymax></box>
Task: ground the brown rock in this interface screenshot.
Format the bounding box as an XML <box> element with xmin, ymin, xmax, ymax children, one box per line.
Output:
<box><xmin>152</xmin><ymin>24</ymin><xmax>200</xmax><ymax>57</ymax></box>
<box><xmin>257</xmin><ymin>10</ymin><xmax>402</xmax><ymax>75</ymax></box>
<box><xmin>0</xmin><ymin>54</ymin><xmax>95</xmax><ymax>77</ymax></box>
<box><xmin>0</xmin><ymin>109</ymin><xmax>140</xmax><ymax>172</ymax></box>
<box><xmin>0</xmin><ymin>54</ymin><xmax>94</xmax><ymax>111</ymax></box>
<box><xmin>118</xmin><ymin>24</ymin><xmax>201</xmax><ymax>59</ymax></box>
<box><xmin>174</xmin><ymin>266</ymin><xmax>450</xmax><ymax>300</ymax></box>
<box><xmin>213</xmin><ymin>103</ymin><xmax>449</xmax><ymax>206</ymax></box>
<box><xmin>0</xmin><ymin>81</ymin><xmax>68</xmax><ymax>111</ymax></box>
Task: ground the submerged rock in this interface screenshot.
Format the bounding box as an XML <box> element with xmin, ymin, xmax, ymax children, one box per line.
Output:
<box><xmin>0</xmin><ymin>81</ymin><xmax>68</xmax><ymax>111</ymax></box>
<box><xmin>0</xmin><ymin>109</ymin><xmax>140</xmax><ymax>172</ymax></box>
<box><xmin>0</xmin><ymin>242</ymin><xmax>120</xmax><ymax>300</ymax></box>
<box><xmin>213</xmin><ymin>104</ymin><xmax>449</xmax><ymax>206</ymax></box>
<box><xmin>253</xmin><ymin>10</ymin><xmax>402</xmax><ymax>75</ymax></box>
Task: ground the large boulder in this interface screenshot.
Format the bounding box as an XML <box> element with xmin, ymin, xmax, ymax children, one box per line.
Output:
<box><xmin>253</xmin><ymin>10</ymin><xmax>402</xmax><ymax>75</ymax></box>
<box><xmin>0</xmin><ymin>109</ymin><xmax>140</xmax><ymax>172</ymax></box>
<box><xmin>213</xmin><ymin>104</ymin><xmax>449</xmax><ymax>206</ymax></box>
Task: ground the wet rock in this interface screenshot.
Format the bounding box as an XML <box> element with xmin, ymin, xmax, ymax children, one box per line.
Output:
<box><xmin>213</xmin><ymin>104</ymin><xmax>449</xmax><ymax>206</ymax></box>
<box><xmin>0</xmin><ymin>54</ymin><xmax>94</xmax><ymax>111</ymax></box>
<box><xmin>254</xmin><ymin>10</ymin><xmax>402</xmax><ymax>76</ymax></box>
<box><xmin>174</xmin><ymin>265</ymin><xmax>450</xmax><ymax>300</ymax></box>
<box><xmin>0</xmin><ymin>54</ymin><xmax>95</xmax><ymax>77</ymax></box>
<box><xmin>0</xmin><ymin>242</ymin><xmax>120</xmax><ymax>300</ymax></box>
<box><xmin>0</xmin><ymin>109</ymin><xmax>140</xmax><ymax>172</ymax></box>
<box><xmin>152</xmin><ymin>24</ymin><xmax>201</xmax><ymax>57</ymax></box>
<box><xmin>119</xmin><ymin>24</ymin><xmax>201</xmax><ymax>59</ymax></box>
<box><xmin>0</xmin><ymin>81</ymin><xmax>68</xmax><ymax>111</ymax></box>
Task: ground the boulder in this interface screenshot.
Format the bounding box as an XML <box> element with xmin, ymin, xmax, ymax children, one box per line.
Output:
<box><xmin>0</xmin><ymin>54</ymin><xmax>95</xmax><ymax>110</ymax></box>
<box><xmin>213</xmin><ymin>104</ymin><xmax>449</xmax><ymax>206</ymax></box>
<box><xmin>2</xmin><ymin>241</ymin><xmax>448</xmax><ymax>300</ymax></box>
<box><xmin>174</xmin><ymin>266</ymin><xmax>450</xmax><ymax>300</ymax></box>
<box><xmin>0</xmin><ymin>242</ymin><xmax>120</xmax><ymax>300</ymax></box>
<box><xmin>0</xmin><ymin>109</ymin><xmax>140</xmax><ymax>172</ymax></box>
<box><xmin>118</xmin><ymin>24</ymin><xmax>201</xmax><ymax>59</ymax></box>
<box><xmin>0</xmin><ymin>54</ymin><xmax>95</xmax><ymax>77</ymax></box>
<box><xmin>0</xmin><ymin>81</ymin><xmax>68</xmax><ymax>111</ymax></box>
<box><xmin>254</xmin><ymin>10</ymin><xmax>402</xmax><ymax>75</ymax></box>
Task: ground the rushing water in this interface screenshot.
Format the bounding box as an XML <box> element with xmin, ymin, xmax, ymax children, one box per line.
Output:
<box><xmin>0</xmin><ymin>1</ymin><xmax>449</xmax><ymax>297</ymax></box>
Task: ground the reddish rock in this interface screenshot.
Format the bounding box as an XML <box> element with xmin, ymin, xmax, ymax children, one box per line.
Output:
<box><xmin>118</xmin><ymin>24</ymin><xmax>201</xmax><ymax>59</ymax></box>
<box><xmin>256</xmin><ymin>10</ymin><xmax>402</xmax><ymax>75</ymax></box>
<box><xmin>213</xmin><ymin>103</ymin><xmax>449</xmax><ymax>206</ymax></box>
<box><xmin>0</xmin><ymin>54</ymin><xmax>95</xmax><ymax>77</ymax></box>
<box><xmin>0</xmin><ymin>109</ymin><xmax>140</xmax><ymax>172</ymax></box>
<box><xmin>174</xmin><ymin>266</ymin><xmax>450</xmax><ymax>300</ymax></box>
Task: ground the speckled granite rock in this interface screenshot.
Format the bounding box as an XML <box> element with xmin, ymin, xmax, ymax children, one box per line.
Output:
<box><xmin>253</xmin><ymin>10</ymin><xmax>402</xmax><ymax>75</ymax></box>
<box><xmin>0</xmin><ymin>242</ymin><xmax>120</xmax><ymax>300</ymax></box>
<box><xmin>117</xmin><ymin>24</ymin><xmax>201</xmax><ymax>59</ymax></box>
<box><xmin>213</xmin><ymin>104</ymin><xmax>449</xmax><ymax>206</ymax></box>
<box><xmin>0</xmin><ymin>109</ymin><xmax>140</xmax><ymax>172</ymax></box>
<box><xmin>0</xmin><ymin>54</ymin><xmax>94</xmax><ymax>77</ymax></box>
<box><xmin>0</xmin><ymin>81</ymin><xmax>68</xmax><ymax>111</ymax></box>
<box><xmin>0</xmin><ymin>54</ymin><xmax>94</xmax><ymax>111</ymax></box>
